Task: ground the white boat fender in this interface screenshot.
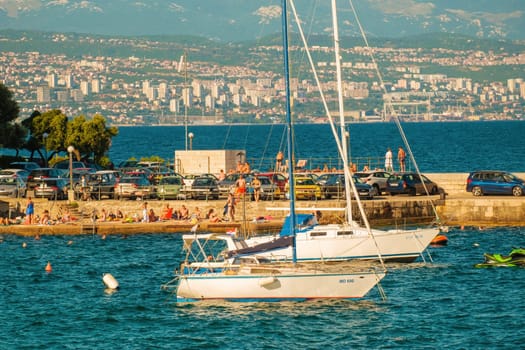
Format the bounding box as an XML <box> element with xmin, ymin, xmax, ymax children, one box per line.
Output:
<box><xmin>258</xmin><ymin>276</ymin><xmax>276</xmax><ymax>287</ymax></box>
<box><xmin>102</xmin><ymin>273</ymin><xmax>119</xmax><ymax>290</ymax></box>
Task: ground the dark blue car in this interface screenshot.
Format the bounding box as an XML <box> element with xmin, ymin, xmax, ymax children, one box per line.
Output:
<box><xmin>466</xmin><ymin>171</ymin><xmax>525</xmax><ymax>196</ymax></box>
<box><xmin>386</xmin><ymin>172</ymin><xmax>439</xmax><ymax>196</ymax></box>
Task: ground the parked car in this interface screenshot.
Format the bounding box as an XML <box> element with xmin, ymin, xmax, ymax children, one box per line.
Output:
<box><xmin>218</xmin><ymin>173</ymin><xmax>243</xmax><ymax>197</ymax></box>
<box><xmin>386</xmin><ymin>172</ymin><xmax>439</xmax><ymax>196</ymax></box>
<box><xmin>187</xmin><ymin>176</ymin><xmax>220</xmax><ymax>200</ymax></box>
<box><xmin>85</xmin><ymin>170</ymin><xmax>121</xmax><ymax>199</ymax></box>
<box><xmin>33</xmin><ymin>178</ymin><xmax>69</xmax><ymax>200</ymax></box>
<box><xmin>354</xmin><ymin>170</ymin><xmax>391</xmax><ymax>195</ymax></box>
<box><xmin>0</xmin><ymin>176</ymin><xmax>27</xmax><ymax>198</ymax></box>
<box><xmin>315</xmin><ymin>173</ymin><xmax>334</xmax><ymax>186</ymax></box>
<box><xmin>466</xmin><ymin>170</ymin><xmax>525</xmax><ymax>196</ymax></box>
<box><xmin>26</xmin><ymin>168</ymin><xmax>66</xmax><ymax>190</ymax></box>
<box><xmin>285</xmin><ymin>176</ymin><xmax>322</xmax><ymax>200</ymax></box>
<box><xmin>0</xmin><ymin>168</ymin><xmax>30</xmax><ymax>181</ymax></box>
<box><xmin>257</xmin><ymin>172</ymin><xmax>288</xmax><ymax>192</ymax></box>
<box><xmin>322</xmin><ymin>174</ymin><xmax>374</xmax><ymax>199</ymax></box>
<box><xmin>156</xmin><ymin>175</ymin><xmax>183</xmax><ymax>200</ymax></box>
<box><xmin>9</xmin><ymin>161</ymin><xmax>40</xmax><ymax>172</ymax></box>
<box><xmin>182</xmin><ymin>174</ymin><xmax>199</xmax><ymax>190</ymax></box>
<box><xmin>114</xmin><ymin>176</ymin><xmax>156</xmax><ymax>200</ymax></box>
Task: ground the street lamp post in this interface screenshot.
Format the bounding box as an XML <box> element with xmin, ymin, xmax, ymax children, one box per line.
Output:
<box><xmin>67</xmin><ymin>145</ymin><xmax>75</xmax><ymax>201</ymax></box>
<box><xmin>188</xmin><ymin>132</ymin><xmax>194</xmax><ymax>150</ymax></box>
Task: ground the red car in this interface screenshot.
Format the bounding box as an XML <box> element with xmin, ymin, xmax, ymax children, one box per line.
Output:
<box><xmin>256</xmin><ymin>172</ymin><xmax>288</xmax><ymax>192</ymax></box>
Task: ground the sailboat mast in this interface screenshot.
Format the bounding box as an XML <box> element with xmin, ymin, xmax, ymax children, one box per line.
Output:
<box><xmin>331</xmin><ymin>0</ymin><xmax>353</xmax><ymax>222</ymax></box>
<box><xmin>281</xmin><ymin>0</ymin><xmax>297</xmax><ymax>263</ymax></box>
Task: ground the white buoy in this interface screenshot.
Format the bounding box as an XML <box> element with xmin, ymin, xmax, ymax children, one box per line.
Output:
<box><xmin>102</xmin><ymin>273</ymin><xmax>119</xmax><ymax>290</ymax></box>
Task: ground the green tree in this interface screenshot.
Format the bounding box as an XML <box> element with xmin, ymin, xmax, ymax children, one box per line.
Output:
<box><xmin>28</xmin><ymin>109</ymin><xmax>68</xmax><ymax>163</ymax></box>
<box><xmin>66</xmin><ymin>114</ymin><xmax>118</xmax><ymax>164</ymax></box>
<box><xmin>0</xmin><ymin>83</ymin><xmax>26</xmax><ymax>153</ymax></box>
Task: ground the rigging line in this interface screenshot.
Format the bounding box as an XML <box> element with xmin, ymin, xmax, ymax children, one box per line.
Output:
<box><xmin>258</xmin><ymin>123</ymin><xmax>274</xmax><ymax>170</ymax></box>
<box><xmin>243</xmin><ymin>124</ymin><xmax>250</xmax><ymax>154</ymax></box>
<box><xmin>347</xmin><ymin>0</ymin><xmax>441</xmax><ymax>224</ymax></box>
<box><xmin>222</xmin><ymin>123</ymin><xmax>232</xmax><ymax>149</ymax></box>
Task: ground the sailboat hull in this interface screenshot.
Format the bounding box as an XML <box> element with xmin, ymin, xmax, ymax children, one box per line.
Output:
<box><xmin>176</xmin><ymin>267</ymin><xmax>385</xmax><ymax>302</ymax></box>
<box><xmin>241</xmin><ymin>226</ymin><xmax>439</xmax><ymax>262</ymax></box>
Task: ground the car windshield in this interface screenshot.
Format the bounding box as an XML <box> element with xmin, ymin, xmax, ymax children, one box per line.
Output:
<box><xmin>194</xmin><ymin>178</ymin><xmax>214</xmax><ymax>186</ymax></box>
<box><xmin>0</xmin><ymin>177</ymin><xmax>17</xmax><ymax>185</ymax></box>
<box><xmin>296</xmin><ymin>178</ymin><xmax>314</xmax><ymax>186</ymax></box>
<box><xmin>160</xmin><ymin>177</ymin><xmax>181</xmax><ymax>185</ymax></box>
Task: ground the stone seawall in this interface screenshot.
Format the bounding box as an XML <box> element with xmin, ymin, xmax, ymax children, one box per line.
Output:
<box><xmin>1</xmin><ymin>172</ymin><xmax>525</xmax><ymax>235</ymax></box>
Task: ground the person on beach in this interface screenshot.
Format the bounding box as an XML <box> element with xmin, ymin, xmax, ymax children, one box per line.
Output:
<box><xmin>178</xmin><ymin>205</ymin><xmax>189</xmax><ymax>220</ymax></box>
<box><xmin>40</xmin><ymin>210</ymin><xmax>51</xmax><ymax>225</ymax></box>
<box><xmin>385</xmin><ymin>148</ymin><xmax>393</xmax><ymax>172</ymax></box>
<box><xmin>148</xmin><ymin>208</ymin><xmax>158</xmax><ymax>222</ymax></box>
<box><xmin>226</xmin><ymin>192</ymin><xmax>235</xmax><ymax>222</ymax></box>
<box><xmin>141</xmin><ymin>202</ymin><xmax>149</xmax><ymax>223</ymax></box>
<box><xmin>252</xmin><ymin>176</ymin><xmax>261</xmax><ymax>202</ymax></box>
<box><xmin>160</xmin><ymin>203</ymin><xmax>173</xmax><ymax>220</ymax></box>
<box><xmin>398</xmin><ymin>146</ymin><xmax>406</xmax><ymax>172</ymax></box>
<box><xmin>98</xmin><ymin>208</ymin><xmax>107</xmax><ymax>222</ymax></box>
<box><xmin>235</xmin><ymin>174</ymin><xmax>246</xmax><ymax>198</ymax></box>
<box><xmin>207</xmin><ymin>208</ymin><xmax>221</xmax><ymax>223</ymax></box>
<box><xmin>25</xmin><ymin>196</ymin><xmax>34</xmax><ymax>224</ymax></box>
<box><xmin>218</xmin><ymin>169</ymin><xmax>226</xmax><ymax>181</ymax></box>
<box><xmin>276</xmin><ymin>151</ymin><xmax>284</xmax><ymax>171</ymax></box>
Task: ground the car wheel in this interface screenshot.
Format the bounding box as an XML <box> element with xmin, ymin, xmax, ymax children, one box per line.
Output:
<box><xmin>409</xmin><ymin>188</ymin><xmax>417</xmax><ymax>196</ymax></box>
<box><xmin>472</xmin><ymin>186</ymin><xmax>483</xmax><ymax>196</ymax></box>
<box><xmin>430</xmin><ymin>186</ymin><xmax>437</xmax><ymax>195</ymax></box>
<box><xmin>512</xmin><ymin>186</ymin><xmax>523</xmax><ymax>196</ymax></box>
<box><xmin>372</xmin><ymin>185</ymin><xmax>380</xmax><ymax>196</ymax></box>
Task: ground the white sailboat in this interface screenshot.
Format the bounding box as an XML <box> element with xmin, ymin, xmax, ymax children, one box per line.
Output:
<box><xmin>168</xmin><ymin>0</ymin><xmax>386</xmax><ymax>302</ymax></box>
<box><xmin>210</xmin><ymin>0</ymin><xmax>440</xmax><ymax>264</ymax></box>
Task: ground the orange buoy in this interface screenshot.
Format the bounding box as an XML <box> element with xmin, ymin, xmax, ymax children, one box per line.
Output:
<box><xmin>45</xmin><ymin>261</ymin><xmax>52</xmax><ymax>273</ymax></box>
<box><xmin>430</xmin><ymin>234</ymin><xmax>448</xmax><ymax>246</ymax></box>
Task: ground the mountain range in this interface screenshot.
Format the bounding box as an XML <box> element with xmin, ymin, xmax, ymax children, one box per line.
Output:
<box><xmin>0</xmin><ymin>0</ymin><xmax>524</xmax><ymax>42</ymax></box>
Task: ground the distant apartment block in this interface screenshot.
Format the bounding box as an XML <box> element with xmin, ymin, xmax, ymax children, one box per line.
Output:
<box><xmin>36</xmin><ymin>86</ymin><xmax>51</xmax><ymax>102</ymax></box>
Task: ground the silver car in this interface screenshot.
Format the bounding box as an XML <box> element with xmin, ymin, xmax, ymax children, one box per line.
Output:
<box><xmin>354</xmin><ymin>170</ymin><xmax>391</xmax><ymax>195</ymax></box>
<box><xmin>0</xmin><ymin>176</ymin><xmax>27</xmax><ymax>198</ymax></box>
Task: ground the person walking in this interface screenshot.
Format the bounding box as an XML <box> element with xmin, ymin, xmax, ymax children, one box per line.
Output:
<box><xmin>398</xmin><ymin>146</ymin><xmax>406</xmax><ymax>172</ymax></box>
<box><xmin>385</xmin><ymin>148</ymin><xmax>393</xmax><ymax>172</ymax></box>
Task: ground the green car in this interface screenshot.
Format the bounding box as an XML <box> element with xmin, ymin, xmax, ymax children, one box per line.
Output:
<box><xmin>156</xmin><ymin>175</ymin><xmax>183</xmax><ymax>200</ymax></box>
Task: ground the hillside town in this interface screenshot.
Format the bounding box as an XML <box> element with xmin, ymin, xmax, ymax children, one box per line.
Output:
<box><xmin>1</xmin><ymin>33</ymin><xmax>524</xmax><ymax>124</ymax></box>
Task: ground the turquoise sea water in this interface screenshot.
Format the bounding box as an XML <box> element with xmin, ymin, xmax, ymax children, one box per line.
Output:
<box><xmin>109</xmin><ymin>121</ymin><xmax>525</xmax><ymax>172</ymax></box>
<box><xmin>2</xmin><ymin>121</ymin><xmax>525</xmax><ymax>348</ymax></box>
<box><xmin>1</xmin><ymin>227</ymin><xmax>525</xmax><ymax>349</ymax></box>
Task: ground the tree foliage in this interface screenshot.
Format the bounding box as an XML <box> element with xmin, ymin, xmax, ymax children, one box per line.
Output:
<box><xmin>27</xmin><ymin>110</ymin><xmax>118</xmax><ymax>166</ymax></box>
<box><xmin>0</xmin><ymin>83</ymin><xmax>25</xmax><ymax>150</ymax></box>
<box><xmin>0</xmin><ymin>83</ymin><xmax>19</xmax><ymax>124</ymax></box>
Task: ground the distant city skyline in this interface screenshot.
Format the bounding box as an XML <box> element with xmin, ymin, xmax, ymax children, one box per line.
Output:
<box><xmin>0</xmin><ymin>0</ymin><xmax>524</xmax><ymax>41</ymax></box>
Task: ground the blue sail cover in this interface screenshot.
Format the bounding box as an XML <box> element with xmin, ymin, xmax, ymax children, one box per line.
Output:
<box><xmin>279</xmin><ymin>214</ymin><xmax>317</xmax><ymax>236</ymax></box>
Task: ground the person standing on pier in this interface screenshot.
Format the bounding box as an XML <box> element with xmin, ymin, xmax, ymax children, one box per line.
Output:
<box><xmin>385</xmin><ymin>148</ymin><xmax>393</xmax><ymax>172</ymax></box>
<box><xmin>398</xmin><ymin>146</ymin><xmax>406</xmax><ymax>172</ymax></box>
<box><xmin>25</xmin><ymin>196</ymin><xmax>34</xmax><ymax>224</ymax></box>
